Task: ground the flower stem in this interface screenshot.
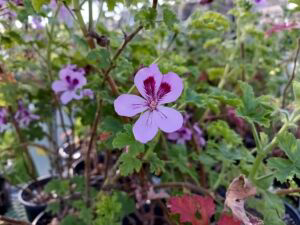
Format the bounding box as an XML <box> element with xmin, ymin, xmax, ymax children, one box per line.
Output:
<box><xmin>250</xmin><ymin>122</ymin><xmax>289</xmax><ymax>181</ymax></box>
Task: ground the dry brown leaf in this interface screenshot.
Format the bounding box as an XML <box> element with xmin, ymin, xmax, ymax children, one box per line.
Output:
<box><xmin>225</xmin><ymin>175</ymin><xmax>263</xmax><ymax>225</ymax></box>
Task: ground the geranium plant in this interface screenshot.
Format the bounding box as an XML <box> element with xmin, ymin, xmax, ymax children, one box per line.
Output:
<box><xmin>1</xmin><ymin>0</ymin><xmax>300</xmax><ymax>224</ymax></box>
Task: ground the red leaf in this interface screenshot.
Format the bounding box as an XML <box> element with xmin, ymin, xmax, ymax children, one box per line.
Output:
<box><xmin>168</xmin><ymin>194</ymin><xmax>215</xmax><ymax>225</ymax></box>
<box><xmin>218</xmin><ymin>213</ymin><xmax>242</xmax><ymax>225</ymax></box>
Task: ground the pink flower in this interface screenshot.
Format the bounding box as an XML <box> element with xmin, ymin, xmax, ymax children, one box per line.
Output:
<box><xmin>168</xmin><ymin>127</ymin><xmax>193</xmax><ymax>145</ymax></box>
<box><xmin>0</xmin><ymin>107</ymin><xmax>8</xmax><ymax>132</ymax></box>
<box><xmin>82</xmin><ymin>89</ymin><xmax>94</xmax><ymax>99</ymax></box>
<box><xmin>32</xmin><ymin>17</ymin><xmax>43</xmax><ymax>30</ymax></box>
<box><xmin>265</xmin><ymin>22</ymin><xmax>300</xmax><ymax>37</ymax></box>
<box><xmin>50</xmin><ymin>0</ymin><xmax>73</xmax><ymax>28</ymax></box>
<box><xmin>15</xmin><ymin>100</ymin><xmax>40</xmax><ymax>127</ymax></box>
<box><xmin>193</xmin><ymin>123</ymin><xmax>206</xmax><ymax>147</ymax></box>
<box><xmin>52</xmin><ymin>65</ymin><xmax>87</xmax><ymax>104</ymax></box>
<box><xmin>114</xmin><ymin>64</ymin><xmax>184</xmax><ymax>143</ymax></box>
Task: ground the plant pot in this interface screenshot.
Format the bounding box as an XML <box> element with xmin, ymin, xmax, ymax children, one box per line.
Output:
<box><xmin>0</xmin><ymin>176</ymin><xmax>10</xmax><ymax>214</ymax></box>
<box><xmin>122</xmin><ymin>200</ymin><xmax>170</xmax><ymax>225</ymax></box>
<box><xmin>284</xmin><ymin>202</ymin><xmax>300</xmax><ymax>225</ymax></box>
<box><xmin>32</xmin><ymin>211</ymin><xmax>53</xmax><ymax>225</ymax></box>
<box><xmin>71</xmin><ymin>154</ymin><xmax>106</xmax><ymax>189</ymax></box>
<box><xmin>18</xmin><ymin>176</ymin><xmax>53</xmax><ymax>222</ymax></box>
<box><xmin>59</xmin><ymin>141</ymin><xmax>81</xmax><ymax>161</ymax></box>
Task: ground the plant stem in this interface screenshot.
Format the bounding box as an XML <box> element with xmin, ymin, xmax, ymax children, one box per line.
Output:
<box><xmin>85</xmin><ymin>99</ymin><xmax>102</xmax><ymax>207</ymax></box>
<box><xmin>250</xmin><ymin>122</ymin><xmax>289</xmax><ymax>181</ymax></box>
<box><xmin>9</xmin><ymin>107</ymin><xmax>37</xmax><ymax>180</ymax></box>
<box><xmin>256</xmin><ymin>172</ymin><xmax>275</xmax><ymax>181</ymax></box>
<box><xmin>88</xmin><ymin>0</ymin><xmax>93</xmax><ymax>31</ymax></box>
<box><xmin>250</xmin><ymin>122</ymin><xmax>262</xmax><ymax>153</ymax></box>
<box><xmin>153</xmin><ymin>182</ymin><xmax>213</xmax><ymax>199</ymax></box>
<box><xmin>276</xmin><ymin>188</ymin><xmax>300</xmax><ymax>195</ymax></box>
<box><xmin>282</xmin><ymin>38</ymin><xmax>300</xmax><ymax>108</ymax></box>
<box><xmin>213</xmin><ymin>161</ymin><xmax>226</xmax><ymax>190</ymax></box>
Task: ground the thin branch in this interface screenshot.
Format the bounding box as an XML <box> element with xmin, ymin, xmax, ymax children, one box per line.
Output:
<box><xmin>282</xmin><ymin>38</ymin><xmax>300</xmax><ymax>108</ymax></box>
<box><xmin>275</xmin><ymin>188</ymin><xmax>300</xmax><ymax>195</ymax></box>
<box><xmin>88</xmin><ymin>0</ymin><xmax>93</xmax><ymax>31</ymax></box>
<box><xmin>153</xmin><ymin>182</ymin><xmax>214</xmax><ymax>199</ymax></box>
<box><xmin>85</xmin><ymin>99</ymin><xmax>102</xmax><ymax>206</ymax></box>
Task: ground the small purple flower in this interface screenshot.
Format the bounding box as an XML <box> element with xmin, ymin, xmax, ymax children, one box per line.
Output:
<box><xmin>193</xmin><ymin>123</ymin><xmax>206</xmax><ymax>147</ymax></box>
<box><xmin>50</xmin><ymin>0</ymin><xmax>73</xmax><ymax>28</ymax></box>
<box><xmin>15</xmin><ymin>100</ymin><xmax>40</xmax><ymax>127</ymax></box>
<box><xmin>0</xmin><ymin>0</ymin><xmax>17</xmax><ymax>19</ymax></box>
<box><xmin>0</xmin><ymin>107</ymin><xmax>8</xmax><ymax>132</ymax></box>
<box><xmin>114</xmin><ymin>64</ymin><xmax>184</xmax><ymax>143</ymax></box>
<box><xmin>52</xmin><ymin>65</ymin><xmax>87</xmax><ymax>104</ymax></box>
<box><xmin>82</xmin><ymin>89</ymin><xmax>94</xmax><ymax>99</ymax></box>
<box><xmin>168</xmin><ymin>126</ymin><xmax>193</xmax><ymax>145</ymax></box>
<box><xmin>32</xmin><ymin>17</ymin><xmax>44</xmax><ymax>30</ymax></box>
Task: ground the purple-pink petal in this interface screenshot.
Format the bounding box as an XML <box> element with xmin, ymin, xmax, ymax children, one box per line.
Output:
<box><xmin>60</xmin><ymin>91</ymin><xmax>73</xmax><ymax>104</ymax></box>
<box><xmin>114</xmin><ymin>94</ymin><xmax>147</xmax><ymax>117</ymax></box>
<box><xmin>158</xmin><ymin>72</ymin><xmax>183</xmax><ymax>104</ymax></box>
<box><xmin>52</xmin><ymin>80</ymin><xmax>67</xmax><ymax>92</ymax></box>
<box><xmin>82</xmin><ymin>89</ymin><xmax>94</xmax><ymax>99</ymax></box>
<box><xmin>133</xmin><ymin>110</ymin><xmax>158</xmax><ymax>143</ymax></box>
<box><xmin>167</xmin><ymin>132</ymin><xmax>180</xmax><ymax>141</ymax></box>
<box><xmin>153</xmin><ymin>106</ymin><xmax>183</xmax><ymax>133</ymax></box>
<box><xmin>134</xmin><ymin>64</ymin><xmax>162</xmax><ymax>100</ymax></box>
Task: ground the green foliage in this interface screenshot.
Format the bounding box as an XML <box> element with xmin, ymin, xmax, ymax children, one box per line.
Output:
<box><xmin>268</xmin><ymin>132</ymin><xmax>300</xmax><ymax>182</ymax></box>
<box><xmin>113</xmin><ymin>124</ymin><xmax>145</xmax><ymax>175</ymax></box>
<box><xmin>135</xmin><ymin>7</ymin><xmax>157</xmax><ymax>28</ymax></box>
<box><xmin>207</xmin><ymin>120</ymin><xmax>242</xmax><ymax>146</ymax></box>
<box><xmin>163</xmin><ymin>7</ymin><xmax>179</xmax><ymax>30</ymax></box>
<box><xmin>60</xmin><ymin>215</ymin><xmax>86</xmax><ymax>225</ymax></box>
<box><xmin>94</xmin><ymin>192</ymin><xmax>122</xmax><ymax>225</ymax></box>
<box><xmin>86</xmin><ymin>49</ymin><xmax>111</xmax><ymax>70</ymax></box>
<box><xmin>248</xmin><ymin>191</ymin><xmax>285</xmax><ymax>225</ymax></box>
<box><xmin>189</xmin><ymin>11</ymin><xmax>230</xmax><ymax>31</ymax></box>
<box><xmin>237</xmin><ymin>82</ymin><xmax>273</xmax><ymax>127</ymax></box>
<box><xmin>167</xmin><ymin>144</ymin><xmax>199</xmax><ymax>184</ymax></box>
<box><xmin>293</xmin><ymin>80</ymin><xmax>300</xmax><ymax>105</ymax></box>
<box><xmin>44</xmin><ymin>179</ymin><xmax>70</xmax><ymax>196</ymax></box>
<box><xmin>31</xmin><ymin>0</ymin><xmax>50</xmax><ymax>12</ymax></box>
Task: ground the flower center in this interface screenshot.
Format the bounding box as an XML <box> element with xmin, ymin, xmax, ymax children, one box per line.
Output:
<box><xmin>149</xmin><ymin>100</ymin><xmax>157</xmax><ymax>111</ymax></box>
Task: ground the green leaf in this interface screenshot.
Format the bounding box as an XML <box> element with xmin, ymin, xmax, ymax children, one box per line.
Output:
<box><xmin>102</xmin><ymin>116</ymin><xmax>123</xmax><ymax>133</ymax></box>
<box><xmin>61</xmin><ymin>215</ymin><xmax>86</xmax><ymax>225</ymax></box>
<box><xmin>44</xmin><ymin>179</ymin><xmax>69</xmax><ymax>196</ymax></box>
<box><xmin>248</xmin><ymin>192</ymin><xmax>285</xmax><ymax>225</ymax></box>
<box><xmin>113</xmin><ymin>124</ymin><xmax>144</xmax><ymax>154</ymax></box>
<box><xmin>237</xmin><ymin>81</ymin><xmax>273</xmax><ymax>127</ymax></box>
<box><xmin>293</xmin><ymin>80</ymin><xmax>300</xmax><ymax>105</ymax></box>
<box><xmin>135</xmin><ymin>7</ymin><xmax>157</xmax><ymax>29</ymax></box>
<box><xmin>106</xmin><ymin>0</ymin><xmax>122</xmax><ymax>11</ymax></box>
<box><xmin>31</xmin><ymin>0</ymin><xmax>50</xmax><ymax>12</ymax></box>
<box><xmin>86</xmin><ymin>49</ymin><xmax>110</xmax><ymax>69</ymax></box>
<box><xmin>113</xmin><ymin>125</ymin><xmax>145</xmax><ymax>175</ymax></box>
<box><xmin>163</xmin><ymin>7</ymin><xmax>178</xmax><ymax>30</ymax></box>
<box><xmin>147</xmin><ymin>152</ymin><xmax>165</xmax><ymax>175</ymax></box>
<box><xmin>94</xmin><ymin>192</ymin><xmax>122</xmax><ymax>225</ymax></box>
<box><xmin>115</xmin><ymin>191</ymin><xmax>135</xmax><ymax>218</ymax></box>
<box><xmin>207</xmin><ymin>120</ymin><xmax>242</xmax><ymax>146</ymax></box>
<box><xmin>277</xmin><ymin>131</ymin><xmax>300</xmax><ymax>163</ymax></box>
<box><xmin>189</xmin><ymin>11</ymin><xmax>230</xmax><ymax>31</ymax></box>
<box><xmin>268</xmin><ymin>158</ymin><xmax>295</xmax><ymax>182</ymax></box>
<box><xmin>119</xmin><ymin>153</ymin><xmax>142</xmax><ymax>176</ymax></box>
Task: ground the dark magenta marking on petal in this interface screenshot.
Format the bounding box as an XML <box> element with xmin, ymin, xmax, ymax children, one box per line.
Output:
<box><xmin>73</xmin><ymin>78</ymin><xmax>79</xmax><ymax>86</ymax></box>
<box><xmin>157</xmin><ymin>82</ymin><xmax>171</xmax><ymax>100</ymax></box>
<box><xmin>66</xmin><ymin>75</ymin><xmax>71</xmax><ymax>83</ymax></box>
<box><xmin>143</xmin><ymin>76</ymin><xmax>156</xmax><ymax>98</ymax></box>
